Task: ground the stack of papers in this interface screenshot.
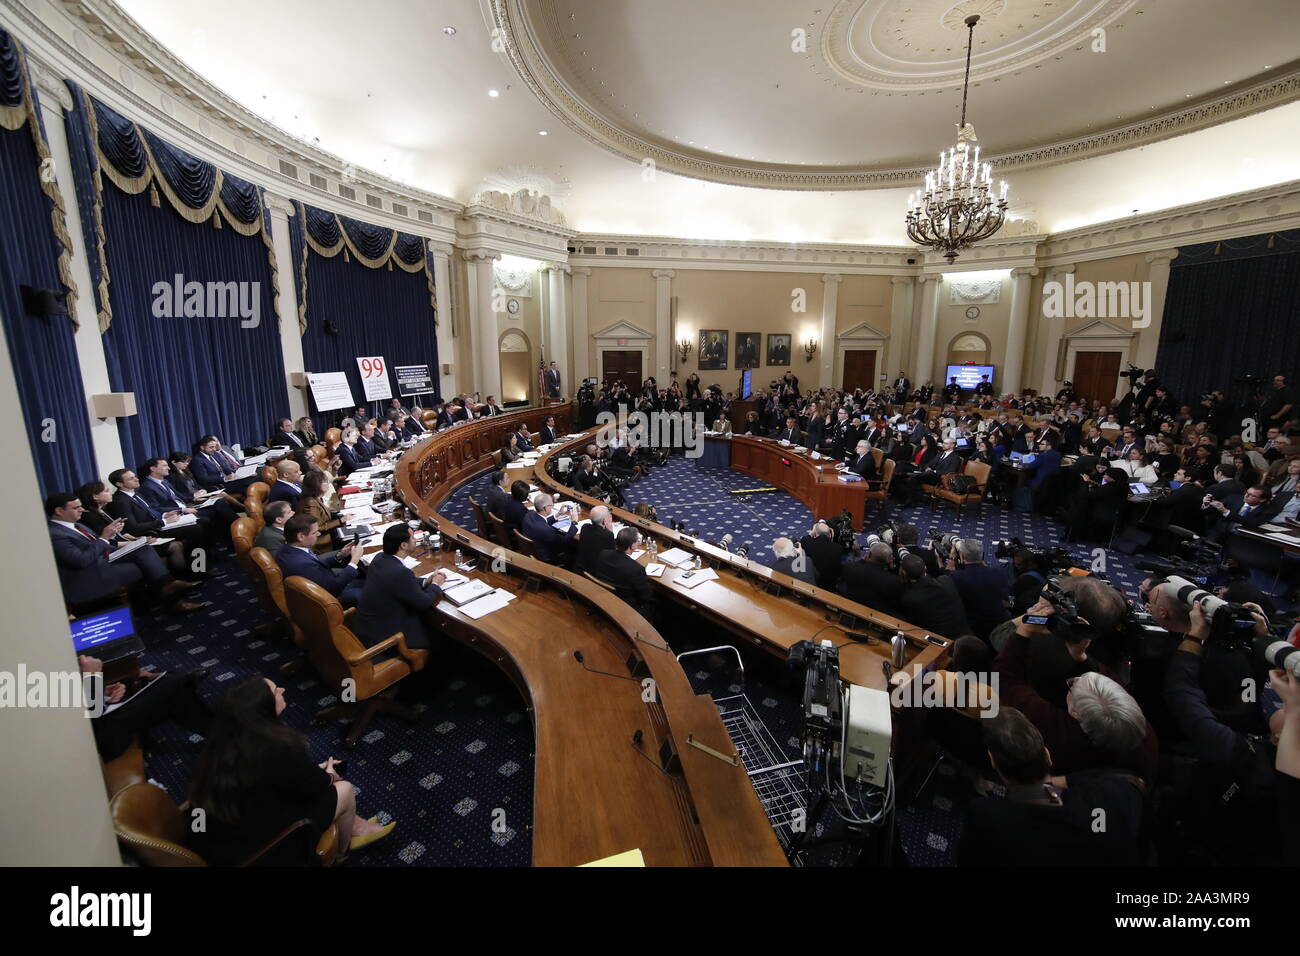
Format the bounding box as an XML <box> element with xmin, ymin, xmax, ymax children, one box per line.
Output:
<box><xmin>656</xmin><ymin>547</ymin><xmax>695</xmax><ymax>568</ymax></box>
<box><xmin>164</xmin><ymin>514</ymin><xmax>199</xmax><ymax>528</ymax></box>
<box><xmin>443</xmin><ymin>578</ymin><xmax>495</xmax><ymax>606</ymax></box>
<box><xmin>107</xmin><ymin>538</ymin><xmax>151</xmax><ymax>562</ymax></box>
<box><xmin>673</xmin><ymin>567</ymin><xmax>718</xmax><ymax>589</ymax></box>
<box><xmin>506</xmin><ymin>462</ymin><xmax>530</xmax><ymax>470</ymax></box>
<box><xmin>232</xmin><ymin>464</ymin><xmax>258</xmax><ymax>480</ymax></box>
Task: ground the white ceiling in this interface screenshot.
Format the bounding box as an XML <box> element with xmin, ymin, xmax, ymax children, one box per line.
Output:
<box><xmin>112</xmin><ymin>0</ymin><xmax>1300</xmax><ymax>243</ymax></box>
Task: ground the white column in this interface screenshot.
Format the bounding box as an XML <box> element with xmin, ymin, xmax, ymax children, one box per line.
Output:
<box><xmin>819</xmin><ymin>273</ymin><xmax>842</xmax><ymax>388</ymax></box>
<box><xmin>264</xmin><ymin>193</ymin><xmax>308</xmax><ymax>420</ymax></box>
<box><xmin>571</xmin><ymin>267</ymin><xmax>592</xmax><ymax>384</ymax></box>
<box><xmin>914</xmin><ymin>274</ymin><xmax>943</xmax><ymax>389</ymax></box>
<box><xmin>545</xmin><ymin>263</ymin><xmax>571</xmax><ymax>396</ymax></box>
<box><xmin>886</xmin><ymin>276</ymin><xmax>914</xmax><ymax>388</ymax></box>
<box><xmin>1004</xmin><ymin>267</ymin><xmax>1038</xmax><ymax>396</ymax></box>
<box><xmin>1137</xmin><ymin>249</ymin><xmax>1179</xmax><ymax>371</ymax></box>
<box><xmin>652</xmin><ymin>269</ymin><xmax>674</xmax><ymax>385</ymax></box>
<box><xmin>463</xmin><ymin>249</ymin><xmax>501</xmax><ymax>401</ymax></box>
<box><xmin>36</xmin><ymin>82</ymin><xmax>125</xmax><ymax>472</ymax></box>
<box><xmin>1039</xmin><ymin>264</ymin><xmax>1074</xmax><ymax>395</ymax></box>
<box><xmin>429</xmin><ymin>241</ymin><xmax>456</xmax><ymax>398</ymax></box>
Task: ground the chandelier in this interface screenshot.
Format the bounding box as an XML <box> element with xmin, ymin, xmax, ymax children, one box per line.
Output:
<box><xmin>905</xmin><ymin>14</ymin><xmax>1009</xmax><ymax>264</ymax></box>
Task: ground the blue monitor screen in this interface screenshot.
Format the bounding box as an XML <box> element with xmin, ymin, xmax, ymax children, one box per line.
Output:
<box><xmin>945</xmin><ymin>364</ymin><xmax>995</xmax><ymax>390</ymax></box>
<box><xmin>741</xmin><ymin>369</ymin><xmax>752</xmax><ymax>399</ymax></box>
<box><xmin>71</xmin><ymin>606</ymin><xmax>135</xmax><ymax>653</ymax></box>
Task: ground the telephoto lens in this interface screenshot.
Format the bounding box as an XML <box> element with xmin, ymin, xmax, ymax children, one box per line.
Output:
<box><xmin>1257</xmin><ymin>636</ymin><xmax>1300</xmax><ymax>677</ymax></box>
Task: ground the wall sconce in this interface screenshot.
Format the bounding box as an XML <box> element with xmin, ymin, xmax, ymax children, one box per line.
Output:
<box><xmin>803</xmin><ymin>338</ymin><xmax>818</xmax><ymax>363</ymax></box>
<box><xmin>677</xmin><ymin>338</ymin><xmax>693</xmax><ymax>363</ymax></box>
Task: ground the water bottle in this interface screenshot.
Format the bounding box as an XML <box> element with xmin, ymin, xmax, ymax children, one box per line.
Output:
<box><xmin>455</xmin><ymin>548</ymin><xmax>463</xmax><ymax>568</ymax></box>
<box><xmin>694</xmin><ymin>553</ymin><xmax>702</xmax><ymax>571</ymax></box>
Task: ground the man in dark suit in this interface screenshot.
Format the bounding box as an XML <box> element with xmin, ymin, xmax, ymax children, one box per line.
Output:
<box><xmin>190</xmin><ymin>434</ymin><xmax>254</xmax><ymax>492</ymax></box>
<box><xmin>539</xmin><ymin>416</ymin><xmax>560</xmax><ymax>445</ymax></box>
<box><xmin>775</xmin><ymin>416</ymin><xmax>803</xmax><ymax>444</ymax></box>
<box><xmin>1081</xmin><ymin>426</ymin><xmax>1111</xmax><ymax>457</ymax></box>
<box><xmin>901</xmin><ymin>438</ymin><xmax>962</xmax><ymax>506</ymax></box>
<box><xmin>355</xmin><ymin>423</ymin><xmax>384</xmax><ymax>459</ymax></box>
<box><xmin>1205</xmin><ymin>464</ymin><xmax>1246</xmax><ymax>503</ymax></box>
<box><xmin>570</xmin><ymin>456</ymin><xmax>600</xmax><ymax>494</ymax></box>
<box><xmin>483</xmin><ymin>469</ymin><xmax>512</xmax><ymax>520</ymax></box>
<box><xmin>277</xmin><ymin>515</ymin><xmax>364</xmax><ymax>608</ymax></box>
<box><xmin>577</xmin><ymin>505</ymin><xmax>617</xmax><ymax>575</ymax></box>
<box><xmin>503</xmin><ymin>481</ymin><xmax>531</xmax><ymax>533</ymax></box>
<box><xmin>139</xmin><ymin>457</ymin><xmax>216</xmax><ymax>538</ymax></box>
<box><xmin>893</xmin><ymin>372</ymin><xmax>911</xmax><ymax>395</ymax></box>
<box><xmin>898</xmin><ymin>553</ymin><xmax>971</xmax><ymax>638</ymax></box>
<box><xmin>514</xmin><ymin>425</ymin><xmax>535</xmax><ymax>452</ymax></box>
<box><xmin>521</xmin><ymin>493</ymin><xmax>578</xmax><ymax>565</ymax></box>
<box><xmin>1022</xmin><ymin>435</ymin><xmax>1064</xmax><ymax>510</ymax></box>
<box><xmin>798</xmin><ymin>522</ymin><xmax>843</xmax><ymax>591</ymax></box>
<box><xmin>595</xmin><ymin>527</ymin><xmax>653</xmax><ymax>615</ymax></box>
<box><xmin>1065</xmin><ymin>466</ymin><xmax>1130</xmax><ymax>541</ymax></box>
<box><xmin>839</xmin><ymin>543</ymin><xmax>903</xmax><ymax>613</ymax></box>
<box><xmin>404</xmin><ymin>408</ymin><xmax>427</xmax><ymax>436</ymax></box>
<box><xmin>354</xmin><ymin>524</ymin><xmax>446</xmax><ymax>653</ymax></box>
<box><xmin>267</xmin><ymin>459</ymin><xmax>304</xmax><ymax>510</ymax></box>
<box><xmin>268</xmin><ymin>417</ymin><xmax>308</xmax><ymax>451</ymax></box>
<box><xmin>545</xmin><ymin>362</ymin><xmax>562</xmax><ymax>398</ymax></box>
<box><xmin>108</xmin><ymin>468</ymin><xmax>212</xmax><ymax>557</ymax></box>
<box><xmin>46</xmin><ymin>492</ymin><xmax>199</xmax><ymax>608</ymax></box>
<box><xmin>771</xmin><ymin>537</ymin><xmax>817</xmax><ymax>584</ymax></box>
<box><xmin>253</xmin><ymin>501</ymin><xmax>292</xmax><ymax>556</ymax></box>
<box><xmin>845</xmin><ymin>439</ymin><xmax>879</xmax><ymax>480</ymax></box>
<box><xmin>975</xmin><ymin>375</ymin><xmax>994</xmax><ymax>397</ymax></box>
<box><xmin>1205</xmin><ymin>485</ymin><xmax>1283</xmax><ymax>541</ymax></box>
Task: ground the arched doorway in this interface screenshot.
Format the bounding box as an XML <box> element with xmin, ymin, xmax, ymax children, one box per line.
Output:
<box><xmin>499</xmin><ymin>330</ymin><xmax>533</xmax><ymax>406</ymax></box>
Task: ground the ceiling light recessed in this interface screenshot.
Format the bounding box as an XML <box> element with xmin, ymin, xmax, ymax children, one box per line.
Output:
<box><xmin>538</xmin><ymin>130</ymin><xmax>548</xmax><ymax>135</ymax></box>
<box><xmin>442</xmin><ymin>26</ymin><xmax>456</xmax><ymax>36</ymax></box>
<box><xmin>488</xmin><ymin>89</ymin><xmax>499</xmax><ymax>97</ymax></box>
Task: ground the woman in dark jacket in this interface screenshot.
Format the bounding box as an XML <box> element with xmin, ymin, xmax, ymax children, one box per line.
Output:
<box><xmin>501</xmin><ymin>433</ymin><xmax>521</xmax><ymax>464</ymax></box>
<box><xmin>188</xmin><ymin>677</ymin><xmax>392</xmax><ymax>865</ymax></box>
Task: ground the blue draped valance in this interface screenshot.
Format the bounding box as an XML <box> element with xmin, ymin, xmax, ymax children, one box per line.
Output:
<box><xmin>65</xmin><ymin>82</ymin><xmax>278</xmax><ymax>331</ymax></box>
<box><xmin>1</xmin><ymin>29</ymin><xmax>25</xmax><ymax>110</ymax></box>
<box><xmin>293</xmin><ymin>199</ymin><xmax>437</xmax><ymax>333</ymax></box>
<box><xmin>1173</xmin><ymin>228</ymin><xmax>1300</xmax><ymax>267</ymax></box>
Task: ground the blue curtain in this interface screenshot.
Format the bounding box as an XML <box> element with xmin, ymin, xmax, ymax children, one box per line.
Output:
<box><xmin>292</xmin><ymin>201</ymin><xmax>439</xmax><ymax>425</ymax></box>
<box><xmin>96</xmin><ymin>179</ymin><xmax>287</xmax><ymax>465</ymax></box>
<box><xmin>1157</xmin><ymin>229</ymin><xmax>1300</xmax><ymax>401</ymax></box>
<box><xmin>0</xmin><ymin>29</ymin><xmax>95</xmax><ymax>495</ymax></box>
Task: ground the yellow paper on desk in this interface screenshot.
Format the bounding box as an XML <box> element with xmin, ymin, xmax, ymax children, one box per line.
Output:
<box><xmin>579</xmin><ymin>848</ymin><xmax>645</xmax><ymax>867</ymax></box>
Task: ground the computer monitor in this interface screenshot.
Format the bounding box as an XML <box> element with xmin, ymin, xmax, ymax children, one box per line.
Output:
<box><xmin>740</xmin><ymin>369</ymin><xmax>752</xmax><ymax>399</ymax></box>
<box><xmin>945</xmin><ymin>364</ymin><xmax>995</xmax><ymax>390</ymax></box>
<box><xmin>70</xmin><ymin>605</ymin><xmax>142</xmax><ymax>662</ymax></box>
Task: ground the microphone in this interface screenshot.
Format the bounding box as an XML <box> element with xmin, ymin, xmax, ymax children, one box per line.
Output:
<box><xmin>572</xmin><ymin>650</ymin><xmax>638</xmax><ymax>682</ymax></box>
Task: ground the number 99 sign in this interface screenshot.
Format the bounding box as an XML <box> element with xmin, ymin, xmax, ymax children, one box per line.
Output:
<box><xmin>356</xmin><ymin>355</ymin><xmax>393</xmax><ymax>401</ymax></box>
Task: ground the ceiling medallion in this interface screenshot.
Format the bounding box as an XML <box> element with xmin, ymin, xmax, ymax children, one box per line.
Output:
<box><xmin>906</xmin><ymin>15</ymin><xmax>1009</xmax><ymax>263</ymax></box>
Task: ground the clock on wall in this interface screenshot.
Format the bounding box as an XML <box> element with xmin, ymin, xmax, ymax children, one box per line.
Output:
<box><xmin>965</xmin><ymin>306</ymin><xmax>981</xmax><ymax>320</ymax></box>
<box><xmin>507</xmin><ymin>298</ymin><xmax>521</xmax><ymax>315</ymax></box>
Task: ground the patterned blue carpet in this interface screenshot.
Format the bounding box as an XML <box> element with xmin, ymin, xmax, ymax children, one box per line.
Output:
<box><xmin>126</xmin><ymin>455</ymin><xmax>1156</xmax><ymax>867</ymax></box>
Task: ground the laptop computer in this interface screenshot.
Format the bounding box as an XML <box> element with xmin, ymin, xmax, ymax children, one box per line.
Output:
<box><xmin>71</xmin><ymin>605</ymin><xmax>143</xmax><ymax>663</ymax></box>
<box><xmin>1009</xmin><ymin>451</ymin><xmax>1025</xmax><ymax>464</ymax></box>
<box><xmin>1129</xmin><ymin>482</ymin><xmax>1151</xmax><ymax>495</ymax></box>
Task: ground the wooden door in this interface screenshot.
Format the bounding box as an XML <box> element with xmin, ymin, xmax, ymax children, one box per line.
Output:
<box><xmin>1072</xmin><ymin>351</ymin><xmax>1122</xmax><ymax>404</ymax></box>
<box><xmin>842</xmin><ymin>350</ymin><xmax>876</xmax><ymax>392</ymax></box>
<box><xmin>602</xmin><ymin>350</ymin><xmax>643</xmax><ymax>396</ymax></box>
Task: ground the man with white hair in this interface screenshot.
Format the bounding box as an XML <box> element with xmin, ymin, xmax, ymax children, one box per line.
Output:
<box><xmin>576</xmin><ymin>504</ymin><xmax>615</xmax><ymax>574</ymax></box>
<box><xmin>798</xmin><ymin>521</ymin><xmax>843</xmax><ymax>590</ymax></box>
<box><xmin>520</xmin><ymin>492</ymin><xmax>578</xmax><ymax>565</ymax></box>
<box><xmin>945</xmin><ymin>538</ymin><xmax>1011</xmax><ymax>642</ymax></box>
<box><xmin>771</xmin><ymin>536</ymin><xmax>816</xmax><ymax>584</ymax></box>
<box><xmin>995</xmin><ymin>596</ymin><xmax>1158</xmax><ymax>785</ymax></box>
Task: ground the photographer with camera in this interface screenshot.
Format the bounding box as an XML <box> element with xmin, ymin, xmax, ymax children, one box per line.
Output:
<box><xmin>839</xmin><ymin>541</ymin><xmax>903</xmax><ymax>614</ymax></box>
<box><xmin>995</xmin><ymin>595</ymin><xmax>1158</xmax><ymax>785</ymax></box>
<box><xmin>1155</xmin><ymin>590</ymin><xmax>1286</xmax><ymax>863</ymax></box>
<box><xmin>898</xmin><ymin>552</ymin><xmax>971</xmax><ymax>639</ymax></box>
<box><xmin>943</xmin><ymin>538</ymin><xmax>1011</xmax><ymax>643</ymax></box>
<box><xmin>798</xmin><ymin>521</ymin><xmax>843</xmax><ymax>591</ymax></box>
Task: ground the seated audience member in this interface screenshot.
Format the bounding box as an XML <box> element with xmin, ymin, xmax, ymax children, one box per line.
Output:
<box><xmin>1112</xmin><ymin>447</ymin><xmax>1159</xmax><ymax>484</ymax></box>
<box><xmin>595</xmin><ymin>527</ymin><xmax>654</xmax><ymax>616</ymax></box>
<box><xmin>276</xmin><ymin>515</ymin><xmax>364</xmax><ymax>608</ymax></box>
<box><xmin>900</xmin><ymin>437</ymin><xmax>962</xmax><ymax>506</ymax></box>
<box><xmin>576</xmin><ymin>505</ymin><xmax>616</xmax><ymax>573</ymax></box>
<box><xmin>570</xmin><ymin>455</ymin><xmax>600</xmax><ymax>494</ymax></box>
<box><xmin>166</xmin><ymin>451</ymin><xmax>240</xmax><ymax>529</ymax></box>
<box><xmin>771</xmin><ymin>537</ymin><xmax>817</xmax><ymax>584</ymax></box>
<box><xmin>798</xmin><ymin>521</ymin><xmax>843</xmax><ymax>591</ymax></box>
<box><xmin>268</xmin><ymin>459</ymin><xmax>304</xmax><ymax>509</ymax></box>
<box><xmin>1204</xmin><ymin>484</ymin><xmax>1278</xmax><ymax>539</ymax></box>
<box><xmin>843</xmin><ymin>439</ymin><xmax>878</xmax><ymax>480</ymax></box>
<box><xmin>995</xmin><ymin>596</ymin><xmax>1157</xmax><ymax>784</ymax></box>
<box><xmin>1080</xmin><ymin>425</ymin><xmax>1112</xmax><ymax>457</ymax></box>
<box><xmin>187</xmin><ymin>677</ymin><xmax>393</xmax><ymax>866</ymax></box>
<box><xmin>79</xmin><ymin>654</ymin><xmax>212</xmax><ymax>761</ymax></box>
<box><xmin>297</xmin><ymin>471</ymin><xmax>341</xmax><ymax>540</ymax></box>
<box><xmin>839</xmin><ymin>542</ymin><xmax>903</xmax><ymax>614</ymax></box>
<box><xmin>79</xmin><ymin>478</ymin><xmax>192</xmax><ymax>580</ymax></box>
<box><xmin>520</xmin><ymin>493</ymin><xmax>578</xmax><ymax>564</ymax></box>
<box><xmin>269</xmin><ymin>417</ymin><xmax>309</xmax><ymax>450</ymax></box>
<box><xmin>354</xmin><ymin>524</ymin><xmax>446</xmax><ymax>654</ymax></box>
<box><xmin>336</xmin><ymin>428</ymin><xmax>369</xmax><ymax>477</ymax></box>
<box><xmin>191</xmin><ymin>434</ymin><xmax>255</xmax><ymax>493</ymax></box>
<box><xmin>108</xmin><ymin>467</ymin><xmax>212</xmax><ymax>559</ymax></box>
<box><xmin>898</xmin><ymin>552</ymin><xmax>971</xmax><ymax>638</ymax></box>
<box><xmin>294</xmin><ymin>416</ymin><xmax>319</xmax><ymax>447</ymax></box>
<box><xmin>138</xmin><ymin>457</ymin><xmax>218</xmax><ymax>539</ymax></box>
<box><xmin>1267</xmin><ymin>457</ymin><xmax>1300</xmax><ymax>498</ymax></box>
<box><xmin>46</xmin><ymin>492</ymin><xmax>200</xmax><ymax>610</ymax></box>
<box><xmin>944</xmin><ymin>539</ymin><xmax>1011</xmax><ymax>642</ymax></box>
<box><xmin>959</xmin><ymin>708</ymin><xmax>1144</xmax><ymax>866</ymax></box>
<box><xmin>538</xmin><ymin>416</ymin><xmax>559</xmax><ymax>445</ymax></box>
<box><xmin>254</xmin><ymin>501</ymin><xmax>293</xmax><ymax>556</ymax></box>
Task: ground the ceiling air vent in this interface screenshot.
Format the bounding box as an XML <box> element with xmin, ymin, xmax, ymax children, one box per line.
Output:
<box><xmin>417</xmin><ymin>210</ymin><xmax>433</xmax><ymax>223</ymax></box>
<box><xmin>366</xmin><ymin>194</ymin><xmax>383</xmax><ymax>209</ymax></box>
<box><xmin>604</xmin><ymin>247</ymin><xmax>619</xmax><ymax>256</ymax></box>
<box><xmin>582</xmin><ymin>246</ymin><xmax>596</xmax><ymax>255</ymax></box>
<box><xmin>626</xmin><ymin>248</ymin><xmax>639</xmax><ymax>256</ymax></box>
<box><xmin>308</xmin><ymin>173</ymin><xmax>327</xmax><ymax>191</ymax></box>
<box><xmin>338</xmin><ymin>184</ymin><xmax>356</xmax><ymax>201</ymax></box>
<box><xmin>392</xmin><ymin>203</ymin><xmax>408</xmax><ymax>217</ymax></box>
<box><xmin>277</xmin><ymin>159</ymin><xmax>299</xmax><ymax>179</ymax></box>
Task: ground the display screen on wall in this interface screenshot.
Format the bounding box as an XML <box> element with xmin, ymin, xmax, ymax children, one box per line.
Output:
<box><xmin>945</xmin><ymin>364</ymin><xmax>995</xmax><ymax>389</ymax></box>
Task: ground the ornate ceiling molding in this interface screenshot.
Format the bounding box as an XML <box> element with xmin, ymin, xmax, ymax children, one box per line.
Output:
<box><xmin>498</xmin><ymin>0</ymin><xmax>1300</xmax><ymax>191</ymax></box>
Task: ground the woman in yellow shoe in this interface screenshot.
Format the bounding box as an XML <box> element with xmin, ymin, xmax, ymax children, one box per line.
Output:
<box><xmin>188</xmin><ymin>677</ymin><xmax>394</xmax><ymax>864</ymax></box>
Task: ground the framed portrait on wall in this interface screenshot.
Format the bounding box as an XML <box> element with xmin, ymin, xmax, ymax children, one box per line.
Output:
<box><xmin>735</xmin><ymin>332</ymin><xmax>761</xmax><ymax>369</ymax></box>
<box><xmin>766</xmin><ymin>333</ymin><xmax>791</xmax><ymax>367</ymax></box>
<box><xmin>699</xmin><ymin>330</ymin><xmax>728</xmax><ymax>370</ymax></box>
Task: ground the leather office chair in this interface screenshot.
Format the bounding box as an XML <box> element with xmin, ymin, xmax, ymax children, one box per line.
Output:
<box><xmin>512</xmin><ymin>530</ymin><xmax>539</xmax><ymax>560</ymax></box>
<box><xmin>324</xmin><ymin>428</ymin><xmax>342</xmax><ymax>455</ymax></box>
<box><xmin>257</xmin><ymin>465</ymin><xmax>280</xmax><ymax>486</ymax></box>
<box><xmin>247</xmin><ymin>546</ymin><xmax>305</xmax><ymax>674</ymax></box>
<box><xmin>243</xmin><ymin>481</ymin><xmax>270</xmax><ymax>529</ymax></box>
<box><xmin>230</xmin><ymin>516</ymin><xmax>258</xmax><ymax>578</ymax></box>
<box><xmin>582</xmin><ymin>570</ymin><xmax>616</xmax><ymax>592</ymax></box>
<box><xmin>933</xmin><ymin>460</ymin><xmax>991</xmax><ymax>518</ymax></box>
<box><xmin>467</xmin><ymin>495</ymin><xmax>490</xmax><ymax>540</ymax></box>
<box><xmin>283</xmin><ymin>576</ymin><xmax>428</xmax><ymax>748</ymax></box>
<box><xmin>310</xmin><ymin>444</ymin><xmax>327</xmax><ymax>467</ymax></box>
<box><xmin>485</xmin><ymin>511</ymin><xmax>513</xmax><ymax>551</ymax></box>
<box><xmin>102</xmin><ymin>738</ymin><xmax>146</xmax><ymax>797</ymax></box>
<box><xmin>110</xmin><ymin>782</ymin><xmax>341</xmax><ymax>867</ymax></box>
<box><xmin>863</xmin><ymin>458</ymin><xmax>896</xmax><ymax>513</ymax></box>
